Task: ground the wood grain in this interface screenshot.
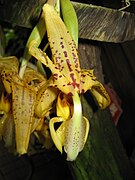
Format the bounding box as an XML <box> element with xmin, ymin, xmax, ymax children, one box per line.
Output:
<box><xmin>0</xmin><ymin>1</ymin><xmax>135</xmax><ymax>42</ymax></box>
<box><xmin>73</xmin><ymin>2</ymin><xmax>135</xmax><ymax>42</ymax></box>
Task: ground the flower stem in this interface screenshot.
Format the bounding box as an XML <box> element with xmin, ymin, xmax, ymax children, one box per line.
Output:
<box><xmin>19</xmin><ymin>15</ymin><xmax>46</xmax><ymax>78</ymax></box>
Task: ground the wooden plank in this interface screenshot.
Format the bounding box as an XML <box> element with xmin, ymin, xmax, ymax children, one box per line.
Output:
<box><xmin>101</xmin><ymin>42</ymin><xmax>135</xmax><ymax>156</ymax></box>
<box><xmin>74</xmin><ymin>2</ymin><xmax>135</xmax><ymax>42</ymax></box>
<box><xmin>67</xmin><ymin>41</ymin><xmax>135</xmax><ymax>179</ymax></box>
<box><xmin>0</xmin><ymin>0</ymin><xmax>46</xmax><ymax>27</ymax></box>
<box><xmin>0</xmin><ymin>1</ymin><xmax>135</xmax><ymax>42</ymax></box>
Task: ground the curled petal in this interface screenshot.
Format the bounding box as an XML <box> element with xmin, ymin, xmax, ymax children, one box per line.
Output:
<box><xmin>23</xmin><ymin>66</ymin><xmax>47</xmax><ymax>87</ymax></box>
<box><xmin>64</xmin><ymin>92</ymin><xmax>90</xmax><ymax>161</ymax></box>
<box><xmin>0</xmin><ymin>56</ymin><xmax>19</xmax><ymax>73</ymax></box>
<box><xmin>64</xmin><ymin>116</ymin><xmax>90</xmax><ymax>161</ymax></box>
<box><xmin>81</xmin><ymin>116</ymin><xmax>90</xmax><ymax>149</ymax></box>
<box><xmin>50</xmin><ymin>92</ymin><xmax>90</xmax><ymax>161</ymax></box>
<box><xmin>90</xmin><ymin>85</ymin><xmax>110</xmax><ymax>109</ymax></box>
<box><xmin>49</xmin><ymin>117</ymin><xmax>65</xmax><ymax>153</ymax></box>
<box><xmin>81</xmin><ymin>70</ymin><xmax>110</xmax><ymax>109</ymax></box>
<box><xmin>35</xmin><ymin>84</ymin><xmax>58</xmax><ymax>117</ymax></box>
<box><xmin>1</xmin><ymin>66</ymin><xmax>24</xmax><ymax>94</ymax></box>
<box><xmin>56</xmin><ymin>120</ymin><xmax>67</xmax><ymax>148</ymax></box>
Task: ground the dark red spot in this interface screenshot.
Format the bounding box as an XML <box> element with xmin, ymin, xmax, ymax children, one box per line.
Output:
<box><xmin>61</xmin><ymin>45</ymin><xmax>64</xmax><ymax>49</ymax></box>
<box><xmin>53</xmin><ymin>73</ymin><xmax>58</xmax><ymax>80</ymax></box>
<box><xmin>75</xmin><ymin>63</ymin><xmax>79</xmax><ymax>68</ymax></box>
<box><xmin>68</xmin><ymin>92</ymin><xmax>73</xmax><ymax>96</ymax></box>
<box><xmin>67</xmin><ymin>82</ymin><xmax>71</xmax><ymax>86</ymax></box>
<box><xmin>66</xmin><ymin>59</ymin><xmax>73</xmax><ymax>72</ymax></box>
<box><xmin>70</xmin><ymin>73</ymin><xmax>79</xmax><ymax>89</ymax></box>
<box><xmin>63</xmin><ymin>51</ymin><xmax>68</xmax><ymax>57</ymax></box>
<box><xmin>81</xmin><ymin>74</ymin><xmax>86</xmax><ymax>77</ymax></box>
<box><xmin>81</xmin><ymin>80</ymin><xmax>85</xmax><ymax>84</ymax></box>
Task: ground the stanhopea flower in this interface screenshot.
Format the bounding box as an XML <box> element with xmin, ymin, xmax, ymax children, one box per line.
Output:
<box><xmin>29</xmin><ymin>3</ymin><xmax>110</xmax><ymax>161</ymax></box>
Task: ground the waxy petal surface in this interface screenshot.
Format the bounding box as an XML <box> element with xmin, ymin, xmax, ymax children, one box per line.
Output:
<box><xmin>43</xmin><ymin>4</ymin><xmax>81</xmax><ymax>91</ymax></box>
<box><xmin>81</xmin><ymin>69</ymin><xmax>110</xmax><ymax>108</ymax></box>
<box><xmin>12</xmin><ymin>82</ymin><xmax>36</xmax><ymax>154</ymax></box>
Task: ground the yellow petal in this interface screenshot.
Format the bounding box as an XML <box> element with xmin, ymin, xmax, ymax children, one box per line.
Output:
<box><xmin>0</xmin><ymin>93</ymin><xmax>10</xmax><ymax>113</ymax></box>
<box><xmin>1</xmin><ymin>67</ymin><xmax>15</xmax><ymax>94</ymax></box>
<box><xmin>35</xmin><ymin>84</ymin><xmax>58</xmax><ymax>117</ymax></box>
<box><xmin>12</xmin><ymin>82</ymin><xmax>36</xmax><ymax>154</ymax></box>
<box><xmin>81</xmin><ymin>70</ymin><xmax>110</xmax><ymax>109</ymax></box>
<box><xmin>56</xmin><ymin>121</ymin><xmax>66</xmax><ymax>147</ymax></box>
<box><xmin>2</xmin><ymin>114</ymin><xmax>14</xmax><ymax>148</ymax></box>
<box><xmin>29</xmin><ymin>40</ymin><xmax>74</xmax><ymax>94</ymax></box>
<box><xmin>56</xmin><ymin>92</ymin><xmax>71</xmax><ymax>120</ymax></box>
<box><xmin>64</xmin><ymin>91</ymin><xmax>90</xmax><ymax>161</ymax></box>
<box><xmin>43</xmin><ymin>3</ymin><xmax>81</xmax><ymax>91</ymax></box>
<box><xmin>1</xmin><ymin>58</ymin><xmax>22</xmax><ymax>94</ymax></box>
<box><xmin>64</xmin><ymin>116</ymin><xmax>90</xmax><ymax>161</ymax></box>
<box><xmin>23</xmin><ymin>66</ymin><xmax>46</xmax><ymax>87</ymax></box>
<box><xmin>31</xmin><ymin>117</ymin><xmax>44</xmax><ymax>132</ymax></box>
<box><xmin>49</xmin><ymin>117</ymin><xmax>65</xmax><ymax>153</ymax></box>
<box><xmin>80</xmin><ymin>116</ymin><xmax>90</xmax><ymax>151</ymax></box>
<box><xmin>90</xmin><ymin>86</ymin><xmax>110</xmax><ymax>109</ymax></box>
<box><xmin>0</xmin><ymin>56</ymin><xmax>19</xmax><ymax>73</ymax></box>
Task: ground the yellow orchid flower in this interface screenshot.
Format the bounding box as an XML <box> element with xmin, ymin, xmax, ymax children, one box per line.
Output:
<box><xmin>35</xmin><ymin>83</ymin><xmax>58</xmax><ymax>118</ymax></box>
<box><xmin>29</xmin><ymin>2</ymin><xmax>110</xmax><ymax>161</ymax></box>
<box><xmin>30</xmin><ymin>3</ymin><xmax>110</xmax><ymax>106</ymax></box>
<box><xmin>0</xmin><ymin>56</ymin><xmax>54</xmax><ymax>154</ymax></box>
<box><xmin>49</xmin><ymin>91</ymin><xmax>90</xmax><ymax>161</ymax></box>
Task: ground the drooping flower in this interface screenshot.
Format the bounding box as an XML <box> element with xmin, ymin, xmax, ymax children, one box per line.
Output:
<box><xmin>0</xmin><ymin>56</ymin><xmax>55</xmax><ymax>154</ymax></box>
<box><xmin>29</xmin><ymin>3</ymin><xmax>110</xmax><ymax>161</ymax></box>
